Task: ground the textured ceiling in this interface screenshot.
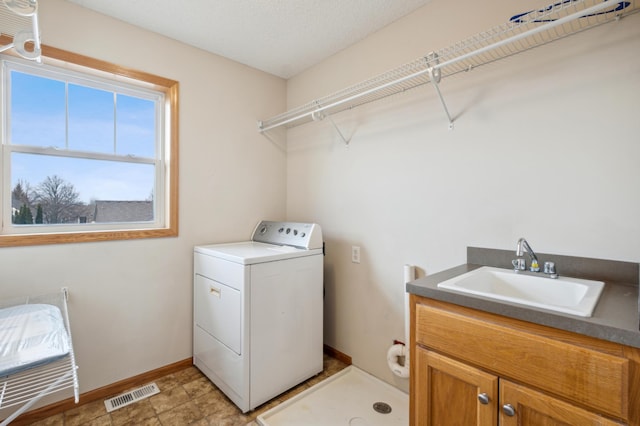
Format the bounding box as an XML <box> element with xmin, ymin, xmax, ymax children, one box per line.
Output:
<box><xmin>65</xmin><ymin>0</ymin><xmax>430</xmax><ymax>79</ymax></box>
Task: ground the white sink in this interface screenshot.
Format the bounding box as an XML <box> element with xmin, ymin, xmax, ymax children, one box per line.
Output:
<box><xmin>437</xmin><ymin>266</ymin><xmax>604</xmax><ymax>317</ymax></box>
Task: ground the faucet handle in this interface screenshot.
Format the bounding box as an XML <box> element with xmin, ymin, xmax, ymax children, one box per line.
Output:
<box><xmin>544</xmin><ymin>261</ymin><xmax>558</xmax><ymax>278</ymax></box>
<box><xmin>512</xmin><ymin>258</ymin><xmax>526</xmax><ymax>271</ymax></box>
<box><xmin>543</xmin><ymin>261</ymin><xmax>556</xmax><ymax>274</ymax></box>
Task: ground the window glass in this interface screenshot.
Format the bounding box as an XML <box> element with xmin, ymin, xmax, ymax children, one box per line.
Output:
<box><xmin>9</xmin><ymin>71</ymin><xmax>65</xmax><ymax>148</ymax></box>
<box><xmin>11</xmin><ymin>152</ymin><xmax>155</xmax><ymax>224</ymax></box>
<box><xmin>68</xmin><ymin>84</ymin><xmax>114</xmax><ymax>154</ymax></box>
<box><xmin>116</xmin><ymin>94</ymin><xmax>156</xmax><ymax>158</ymax></box>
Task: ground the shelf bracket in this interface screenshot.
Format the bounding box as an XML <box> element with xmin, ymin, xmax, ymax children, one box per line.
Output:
<box><xmin>257</xmin><ymin>121</ymin><xmax>286</xmax><ymax>150</ymax></box>
<box><xmin>313</xmin><ymin>101</ymin><xmax>351</xmax><ymax>145</ymax></box>
<box><xmin>428</xmin><ymin>68</ymin><xmax>454</xmax><ymax>130</ymax></box>
<box><xmin>426</xmin><ymin>51</ymin><xmax>453</xmax><ymax>130</ymax></box>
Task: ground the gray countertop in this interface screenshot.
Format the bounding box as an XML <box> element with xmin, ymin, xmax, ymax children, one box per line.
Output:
<box><xmin>407</xmin><ymin>263</ymin><xmax>640</xmax><ymax>348</ymax></box>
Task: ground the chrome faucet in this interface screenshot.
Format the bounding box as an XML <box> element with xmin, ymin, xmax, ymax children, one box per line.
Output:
<box><xmin>516</xmin><ymin>238</ymin><xmax>540</xmax><ymax>272</ymax></box>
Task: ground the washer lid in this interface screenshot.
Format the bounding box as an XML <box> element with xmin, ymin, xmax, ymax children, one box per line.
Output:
<box><xmin>195</xmin><ymin>241</ymin><xmax>322</xmax><ymax>265</ymax></box>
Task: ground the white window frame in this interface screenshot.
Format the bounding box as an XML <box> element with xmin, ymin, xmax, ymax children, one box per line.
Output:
<box><xmin>0</xmin><ymin>46</ymin><xmax>178</xmax><ymax>246</ymax></box>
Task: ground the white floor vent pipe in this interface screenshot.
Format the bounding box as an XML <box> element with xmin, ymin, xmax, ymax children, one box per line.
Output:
<box><xmin>387</xmin><ymin>264</ymin><xmax>415</xmax><ymax>379</ymax></box>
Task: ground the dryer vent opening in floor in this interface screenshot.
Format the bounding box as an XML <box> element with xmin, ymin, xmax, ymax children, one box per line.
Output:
<box><xmin>104</xmin><ymin>383</ymin><xmax>160</xmax><ymax>413</ymax></box>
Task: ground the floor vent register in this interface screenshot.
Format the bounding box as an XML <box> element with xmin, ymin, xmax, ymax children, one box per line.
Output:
<box><xmin>104</xmin><ymin>382</ymin><xmax>160</xmax><ymax>412</ymax></box>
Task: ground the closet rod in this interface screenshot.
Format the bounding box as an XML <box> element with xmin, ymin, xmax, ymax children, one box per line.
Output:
<box><xmin>258</xmin><ymin>0</ymin><xmax>635</xmax><ymax>134</ymax></box>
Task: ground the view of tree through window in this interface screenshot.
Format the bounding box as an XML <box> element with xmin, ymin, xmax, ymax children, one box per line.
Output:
<box><xmin>7</xmin><ymin>65</ymin><xmax>160</xmax><ymax>226</ymax></box>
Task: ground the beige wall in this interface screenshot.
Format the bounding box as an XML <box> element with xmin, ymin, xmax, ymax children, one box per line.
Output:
<box><xmin>286</xmin><ymin>0</ymin><xmax>640</xmax><ymax>391</ymax></box>
<box><xmin>0</xmin><ymin>0</ymin><xmax>286</xmax><ymax>409</ymax></box>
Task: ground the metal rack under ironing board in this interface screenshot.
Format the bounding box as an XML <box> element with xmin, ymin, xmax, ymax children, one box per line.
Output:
<box><xmin>0</xmin><ymin>290</ymin><xmax>79</xmax><ymax>425</ymax></box>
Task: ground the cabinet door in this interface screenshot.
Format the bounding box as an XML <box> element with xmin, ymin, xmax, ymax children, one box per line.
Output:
<box><xmin>499</xmin><ymin>380</ymin><xmax>625</xmax><ymax>426</ymax></box>
<box><xmin>414</xmin><ymin>347</ymin><xmax>498</xmax><ymax>426</ymax></box>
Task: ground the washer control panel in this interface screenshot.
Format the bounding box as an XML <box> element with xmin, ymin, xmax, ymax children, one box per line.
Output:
<box><xmin>251</xmin><ymin>221</ymin><xmax>323</xmax><ymax>249</ymax></box>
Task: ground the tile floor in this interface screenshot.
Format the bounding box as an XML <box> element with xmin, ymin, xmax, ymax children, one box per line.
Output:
<box><xmin>28</xmin><ymin>355</ymin><xmax>348</xmax><ymax>426</ymax></box>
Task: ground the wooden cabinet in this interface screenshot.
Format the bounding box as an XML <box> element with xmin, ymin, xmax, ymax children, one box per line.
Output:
<box><xmin>414</xmin><ymin>347</ymin><xmax>497</xmax><ymax>425</ymax></box>
<box><xmin>414</xmin><ymin>346</ymin><xmax>623</xmax><ymax>425</ymax></box>
<box><xmin>410</xmin><ymin>295</ymin><xmax>640</xmax><ymax>426</ymax></box>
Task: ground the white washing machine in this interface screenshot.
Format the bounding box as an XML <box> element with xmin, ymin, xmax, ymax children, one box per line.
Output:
<box><xmin>193</xmin><ymin>221</ymin><xmax>324</xmax><ymax>412</ymax></box>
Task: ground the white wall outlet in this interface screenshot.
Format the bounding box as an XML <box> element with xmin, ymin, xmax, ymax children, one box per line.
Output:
<box><xmin>351</xmin><ymin>246</ymin><xmax>361</xmax><ymax>263</ymax></box>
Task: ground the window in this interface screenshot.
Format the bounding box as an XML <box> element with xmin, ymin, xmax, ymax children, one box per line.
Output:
<box><xmin>1</xmin><ymin>46</ymin><xmax>178</xmax><ymax>246</ymax></box>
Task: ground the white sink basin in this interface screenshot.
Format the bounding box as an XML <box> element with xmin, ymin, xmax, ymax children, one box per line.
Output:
<box><xmin>437</xmin><ymin>266</ymin><xmax>604</xmax><ymax>317</ymax></box>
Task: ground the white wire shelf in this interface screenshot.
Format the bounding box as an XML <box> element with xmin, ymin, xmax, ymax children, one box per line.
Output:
<box><xmin>258</xmin><ymin>0</ymin><xmax>638</xmax><ymax>133</ymax></box>
<box><xmin>0</xmin><ymin>290</ymin><xmax>79</xmax><ymax>426</ymax></box>
<box><xmin>0</xmin><ymin>356</ymin><xmax>77</xmax><ymax>409</ymax></box>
